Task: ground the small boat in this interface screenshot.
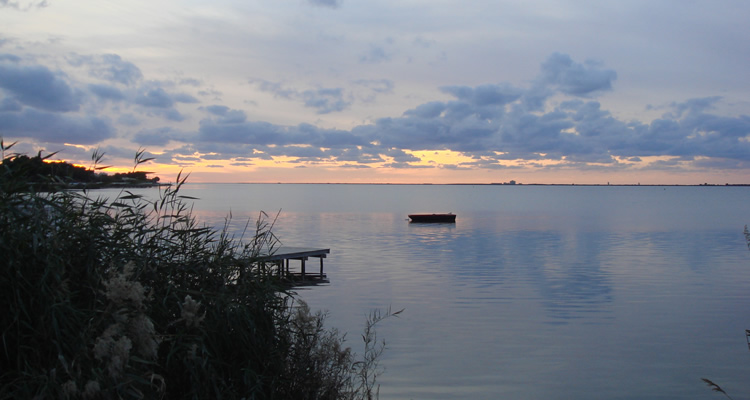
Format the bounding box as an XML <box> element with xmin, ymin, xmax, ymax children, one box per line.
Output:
<box><xmin>408</xmin><ymin>213</ymin><xmax>456</xmax><ymax>223</ymax></box>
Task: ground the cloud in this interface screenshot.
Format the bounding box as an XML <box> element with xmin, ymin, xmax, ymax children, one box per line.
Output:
<box><xmin>667</xmin><ymin>96</ymin><xmax>721</xmax><ymax>118</ymax></box>
<box><xmin>197</xmin><ymin>119</ymin><xmax>286</xmax><ymax>146</ymax></box>
<box><xmin>2</xmin><ymin>49</ymin><xmax>748</xmax><ymax>175</ymax></box>
<box><xmin>538</xmin><ymin>53</ymin><xmax>617</xmax><ymax>97</ymax></box>
<box><xmin>440</xmin><ymin>84</ymin><xmax>523</xmax><ymax>107</ymax></box>
<box><xmin>0</xmin><ymin>0</ymin><xmax>48</xmax><ymax>11</ymax></box>
<box><xmin>0</xmin><ymin>54</ymin><xmax>21</xmax><ymax>63</ymax></box>
<box><xmin>250</xmin><ymin>79</ymin><xmax>353</xmax><ymax>114</ymax></box>
<box><xmin>307</xmin><ymin>0</ymin><xmax>342</xmax><ymax>8</ymax></box>
<box><xmin>385</xmin><ymin>148</ymin><xmax>421</xmax><ymax>163</ymax></box>
<box><xmin>0</xmin><ymin>97</ymin><xmax>22</xmax><ymax>112</ymax></box>
<box><xmin>353</xmin><ymin>79</ymin><xmax>395</xmax><ymax>103</ymax></box>
<box><xmin>201</xmin><ymin>105</ymin><xmax>247</xmax><ymax>123</ymax></box>
<box><xmin>88</xmin><ymin>83</ymin><xmax>125</xmax><ymax>101</ymax></box>
<box><xmin>403</xmin><ymin>101</ymin><xmax>445</xmax><ymax>119</ymax></box>
<box><xmin>0</xmin><ymin>63</ymin><xmax>82</xmax><ymax>112</ymax></box>
<box><xmin>162</xmin><ymin>108</ymin><xmax>186</xmax><ymax>122</ymax></box>
<box><xmin>0</xmin><ymin>108</ymin><xmax>114</xmax><ymax>144</ymax></box>
<box><xmin>67</xmin><ymin>53</ymin><xmax>143</xmax><ymax>86</ymax></box>
<box><xmin>135</xmin><ymin>87</ymin><xmax>174</xmax><ymax>108</ymax></box>
<box><xmin>359</xmin><ymin>44</ymin><xmax>391</xmax><ymax>64</ymax></box>
<box><xmin>338</xmin><ymin>53</ymin><xmax>749</xmax><ymax>168</ymax></box>
<box><xmin>173</xmin><ymin>93</ymin><xmax>199</xmax><ymax>104</ymax></box>
<box><xmin>117</xmin><ymin>114</ymin><xmax>140</xmax><ymax>126</ymax></box>
<box><xmin>301</xmin><ymin>88</ymin><xmax>350</xmax><ymax>113</ymax></box>
<box><xmin>330</xmin><ymin>147</ymin><xmax>383</xmax><ymax>164</ymax></box>
<box><xmin>251</xmin><ymin>79</ymin><xmax>295</xmax><ymax>99</ymax></box>
<box><xmin>193</xmin><ymin>111</ymin><xmax>367</xmax><ymax>150</ymax></box>
<box><xmin>132</xmin><ymin>126</ymin><xmax>182</xmax><ymax>146</ymax></box>
<box><xmin>203</xmin><ymin>105</ymin><xmax>230</xmax><ymax>116</ymax></box>
<box><xmin>354</xmin><ymin>79</ymin><xmax>394</xmax><ymax>94</ymax></box>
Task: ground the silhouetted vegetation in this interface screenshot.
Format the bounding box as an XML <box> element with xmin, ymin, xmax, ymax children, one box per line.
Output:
<box><xmin>0</xmin><ymin>142</ymin><xmax>398</xmax><ymax>399</ymax></box>
<box><xmin>0</xmin><ymin>141</ymin><xmax>160</xmax><ymax>191</ymax></box>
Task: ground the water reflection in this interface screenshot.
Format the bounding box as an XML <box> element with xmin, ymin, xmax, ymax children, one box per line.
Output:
<box><xmin>115</xmin><ymin>184</ymin><xmax>750</xmax><ymax>399</ymax></box>
<box><xmin>400</xmin><ymin>219</ymin><xmax>615</xmax><ymax>322</ymax></box>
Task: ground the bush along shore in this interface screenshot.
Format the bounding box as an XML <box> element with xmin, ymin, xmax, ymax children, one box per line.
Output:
<box><xmin>0</xmin><ymin>143</ymin><xmax>163</xmax><ymax>191</ymax></box>
<box><xmin>1</xmin><ymin>143</ymin><xmax>399</xmax><ymax>399</ymax></box>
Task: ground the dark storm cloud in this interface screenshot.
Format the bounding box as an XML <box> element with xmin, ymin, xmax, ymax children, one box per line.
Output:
<box><xmin>0</xmin><ymin>108</ymin><xmax>113</xmax><ymax>144</ymax></box>
<box><xmin>0</xmin><ymin>63</ymin><xmax>81</xmax><ymax>111</ymax></box>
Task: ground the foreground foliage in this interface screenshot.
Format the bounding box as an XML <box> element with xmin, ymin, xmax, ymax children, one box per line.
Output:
<box><xmin>0</xmin><ymin>144</ymin><xmax>397</xmax><ymax>399</ymax></box>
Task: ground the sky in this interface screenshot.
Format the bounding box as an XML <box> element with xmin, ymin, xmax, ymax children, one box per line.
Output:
<box><xmin>1</xmin><ymin>0</ymin><xmax>749</xmax><ymax>184</ymax></box>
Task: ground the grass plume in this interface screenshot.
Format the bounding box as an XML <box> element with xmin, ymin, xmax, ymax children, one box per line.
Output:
<box><xmin>1</xmin><ymin>145</ymin><xmax>395</xmax><ymax>399</ymax></box>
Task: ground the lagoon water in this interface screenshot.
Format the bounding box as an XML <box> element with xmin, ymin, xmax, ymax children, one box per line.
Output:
<box><xmin>106</xmin><ymin>184</ymin><xmax>750</xmax><ymax>399</ymax></box>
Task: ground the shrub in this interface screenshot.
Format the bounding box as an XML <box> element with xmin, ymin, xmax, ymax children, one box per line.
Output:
<box><xmin>0</xmin><ymin>144</ymin><xmax>397</xmax><ymax>399</ymax></box>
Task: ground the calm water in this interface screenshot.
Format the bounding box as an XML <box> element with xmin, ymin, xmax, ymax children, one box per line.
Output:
<box><xmin>103</xmin><ymin>184</ymin><xmax>750</xmax><ymax>399</ymax></box>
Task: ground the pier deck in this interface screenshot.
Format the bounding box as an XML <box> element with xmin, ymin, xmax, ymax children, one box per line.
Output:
<box><xmin>262</xmin><ymin>247</ymin><xmax>330</xmax><ymax>282</ymax></box>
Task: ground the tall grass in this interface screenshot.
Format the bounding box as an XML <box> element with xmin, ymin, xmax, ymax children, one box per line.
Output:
<box><xmin>0</xmin><ymin>144</ymin><xmax>398</xmax><ymax>399</ymax></box>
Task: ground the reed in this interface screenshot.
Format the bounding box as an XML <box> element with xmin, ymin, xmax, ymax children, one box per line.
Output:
<box><xmin>0</xmin><ymin>143</ymin><xmax>396</xmax><ymax>399</ymax></box>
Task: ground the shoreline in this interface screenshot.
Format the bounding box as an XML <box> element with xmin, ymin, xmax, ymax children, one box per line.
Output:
<box><xmin>178</xmin><ymin>182</ymin><xmax>750</xmax><ymax>187</ymax></box>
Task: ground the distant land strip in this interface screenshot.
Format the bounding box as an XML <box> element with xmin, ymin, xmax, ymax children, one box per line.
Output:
<box><xmin>223</xmin><ymin>182</ymin><xmax>750</xmax><ymax>186</ymax></box>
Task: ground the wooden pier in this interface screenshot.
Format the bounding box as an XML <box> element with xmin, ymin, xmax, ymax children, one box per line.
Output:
<box><xmin>262</xmin><ymin>247</ymin><xmax>330</xmax><ymax>283</ymax></box>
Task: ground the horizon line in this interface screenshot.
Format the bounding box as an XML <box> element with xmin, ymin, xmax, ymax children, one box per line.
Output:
<box><xmin>180</xmin><ymin>182</ymin><xmax>750</xmax><ymax>187</ymax></box>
